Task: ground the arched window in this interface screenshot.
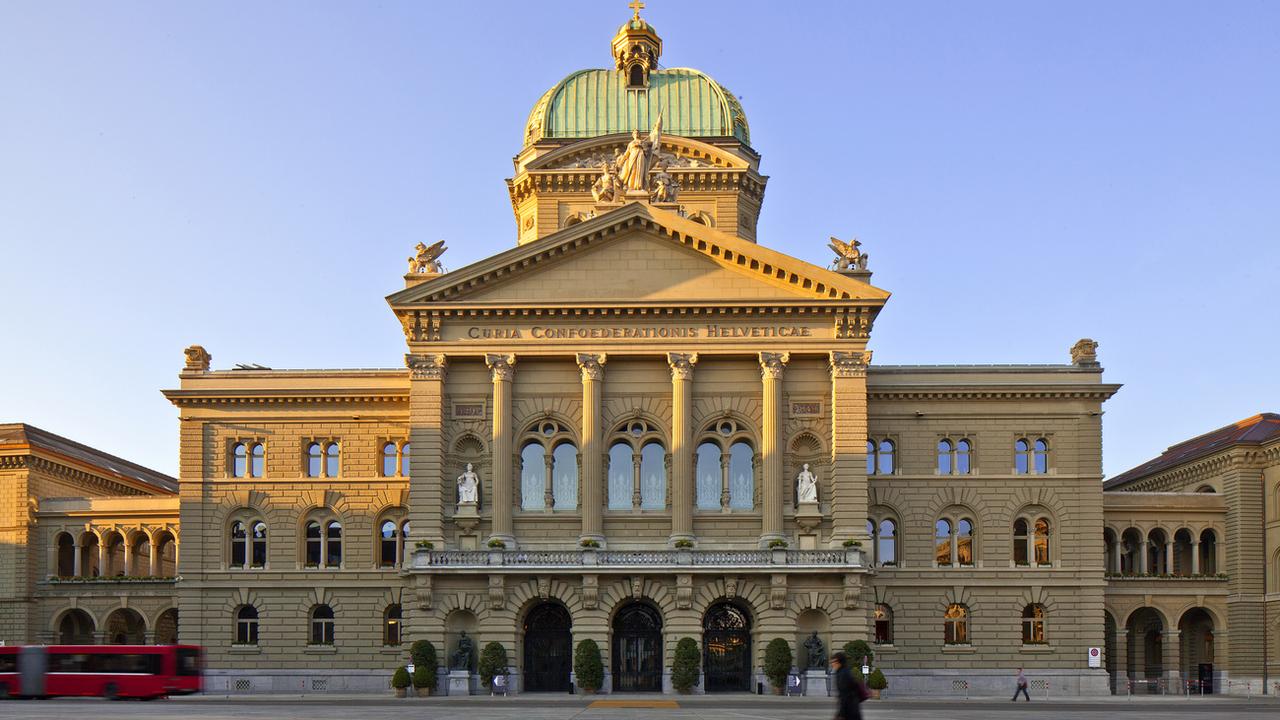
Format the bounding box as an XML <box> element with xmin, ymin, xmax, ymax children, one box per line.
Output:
<box><xmin>232</xmin><ymin>442</ymin><xmax>247</xmax><ymax>477</ymax></box>
<box><xmin>944</xmin><ymin>604</ymin><xmax>969</xmax><ymax>645</ymax></box>
<box><xmin>1014</xmin><ymin>439</ymin><xmax>1031</xmax><ymax>474</ymax></box>
<box><xmin>867</xmin><ymin>439</ymin><xmax>895</xmax><ymax>475</ymax></box>
<box><xmin>400</xmin><ymin>443</ymin><xmax>411</xmax><ymax>476</ymax></box>
<box><xmin>956</xmin><ymin>439</ymin><xmax>972</xmax><ymax>474</ymax></box>
<box><xmin>694</xmin><ymin>419</ymin><xmax>756</xmax><ymax>511</ymax></box>
<box><xmin>695</xmin><ymin>441</ymin><xmax>722</xmax><ymax>510</ymax></box>
<box><xmin>874</xmin><ymin>604</ymin><xmax>894</xmax><ymax>645</ymax></box>
<box><xmin>521</xmin><ymin>442</ymin><xmax>547</xmax><ymax>510</ymax></box>
<box><xmin>519</xmin><ymin>421</ymin><xmax>577</xmax><ymax>511</ymax></box>
<box><xmin>1199</xmin><ymin>529</ymin><xmax>1217</xmax><ymax>574</ymax></box>
<box><xmin>306</xmin><ymin>442</ymin><xmax>323</xmax><ymax>478</ymax></box>
<box><xmin>1034</xmin><ymin>518</ymin><xmax>1051</xmax><ymax>566</ymax></box>
<box><xmin>1033</xmin><ymin>439</ymin><xmax>1049</xmax><ymax>474</ymax></box>
<box><xmin>640</xmin><ymin>441</ymin><xmax>666</xmax><ymax>509</ymax></box>
<box><xmin>728</xmin><ymin>441</ymin><xmax>754</xmax><ymax>509</ymax></box>
<box><xmin>867</xmin><ymin>517</ymin><xmax>897</xmax><ymax>567</ymax></box>
<box><xmin>231</xmin><ymin>521</ymin><xmax>247</xmax><ymax>568</ymax></box>
<box><xmin>1013</xmin><ymin>518</ymin><xmax>1029</xmax><ymax>567</ymax></box>
<box><xmin>235</xmin><ymin>605</ymin><xmax>259</xmax><ymax>645</ymax></box>
<box><xmin>552</xmin><ymin>442</ymin><xmax>579</xmax><ymax>510</ymax></box>
<box><xmin>325</xmin><ymin>442</ymin><xmax>341</xmax><ymax>477</ymax></box>
<box><xmin>55</xmin><ymin>532</ymin><xmax>74</xmax><ymax>577</ymax></box>
<box><xmin>935</xmin><ymin>519</ymin><xmax>953</xmax><ymax>567</ymax></box>
<box><xmin>309</xmin><ymin>605</ymin><xmax>335</xmax><ymax>645</ymax></box>
<box><xmin>400</xmin><ymin>521</ymin><xmax>411</xmax><ymax>564</ymax></box>
<box><xmin>303</xmin><ymin>514</ymin><xmax>342</xmax><ymax>569</ymax></box>
<box><xmin>956</xmin><ymin>519</ymin><xmax>974</xmax><ymax>566</ymax></box>
<box><xmin>1120</xmin><ymin>528</ymin><xmax>1142</xmax><ymax>574</ymax></box>
<box><xmin>628</xmin><ymin>64</ymin><xmax>644</xmax><ymax>88</ymax></box>
<box><xmin>382</xmin><ymin>442</ymin><xmax>398</xmax><ymax>477</ymax></box>
<box><xmin>936</xmin><ymin>514</ymin><xmax>976</xmax><ymax>567</ymax></box>
<box><xmin>1022</xmin><ymin>604</ymin><xmax>1046</xmax><ymax>644</ymax></box>
<box><xmin>229</xmin><ymin>518</ymin><xmax>267</xmax><ymax>569</ymax></box>
<box><xmin>379</xmin><ymin>519</ymin><xmax>400</xmax><ymax>568</ymax></box>
<box><xmin>937</xmin><ymin>439</ymin><xmax>953</xmax><ymax>474</ymax></box>
<box><xmin>1196</xmin><ymin>485</ymin><xmax>1216</xmax><ymax>494</ymax></box>
<box><xmin>384</xmin><ymin>604</ymin><xmax>402</xmax><ymax>646</ymax></box>
<box><xmin>608</xmin><ymin>442</ymin><xmax>634</xmax><ymax>510</ymax></box>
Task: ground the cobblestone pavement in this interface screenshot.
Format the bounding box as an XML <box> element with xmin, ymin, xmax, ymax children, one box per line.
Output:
<box><xmin>2</xmin><ymin>696</ymin><xmax>1278</xmax><ymax>720</ymax></box>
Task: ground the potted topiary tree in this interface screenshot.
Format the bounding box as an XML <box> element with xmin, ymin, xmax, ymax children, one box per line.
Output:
<box><xmin>410</xmin><ymin>639</ymin><xmax>438</xmax><ymax>696</ymax></box>
<box><xmin>573</xmin><ymin>638</ymin><xmax>604</xmax><ymax>694</ymax></box>
<box><xmin>842</xmin><ymin>640</ymin><xmax>873</xmax><ymax>671</ymax></box>
<box><xmin>478</xmin><ymin>641</ymin><xmax>508</xmax><ymax>693</ymax></box>
<box><xmin>764</xmin><ymin>638</ymin><xmax>793</xmax><ymax>695</ymax></box>
<box><xmin>392</xmin><ymin>666</ymin><xmax>411</xmax><ymax>698</ymax></box>
<box><xmin>867</xmin><ymin>668</ymin><xmax>887</xmax><ymax>699</ymax></box>
<box><xmin>671</xmin><ymin>637</ymin><xmax>701</xmax><ymax>693</ymax></box>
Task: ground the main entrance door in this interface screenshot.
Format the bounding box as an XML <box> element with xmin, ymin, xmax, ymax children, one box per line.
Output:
<box><xmin>523</xmin><ymin>602</ymin><xmax>572</xmax><ymax>692</ymax></box>
<box><xmin>703</xmin><ymin>602</ymin><xmax>752</xmax><ymax>692</ymax></box>
<box><xmin>612</xmin><ymin>603</ymin><xmax>663</xmax><ymax>692</ymax></box>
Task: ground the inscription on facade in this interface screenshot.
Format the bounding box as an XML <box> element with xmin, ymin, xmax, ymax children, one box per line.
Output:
<box><xmin>452</xmin><ymin>403</ymin><xmax>486</xmax><ymax>419</ymax></box>
<box><xmin>790</xmin><ymin>401</ymin><xmax>822</xmax><ymax>418</ymax></box>
<box><xmin>465</xmin><ymin>324</ymin><xmax>815</xmax><ymax>340</ymax></box>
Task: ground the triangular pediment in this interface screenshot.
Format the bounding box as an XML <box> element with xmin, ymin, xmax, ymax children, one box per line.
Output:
<box><xmin>387</xmin><ymin>203</ymin><xmax>889</xmax><ymax>309</ymax></box>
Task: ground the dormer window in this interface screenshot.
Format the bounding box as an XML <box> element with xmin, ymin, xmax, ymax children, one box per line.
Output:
<box><xmin>628</xmin><ymin>63</ymin><xmax>646</xmax><ymax>88</ymax></box>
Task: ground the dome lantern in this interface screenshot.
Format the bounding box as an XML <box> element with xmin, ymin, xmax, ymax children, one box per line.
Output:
<box><xmin>612</xmin><ymin>1</ymin><xmax>662</xmax><ymax>89</ymax></box>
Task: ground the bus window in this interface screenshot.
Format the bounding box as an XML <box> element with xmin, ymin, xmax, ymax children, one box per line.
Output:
<box><xmin>177</xmin><ymin>648</ymin><xmax>202</xmax><ymax>676</ymax></box>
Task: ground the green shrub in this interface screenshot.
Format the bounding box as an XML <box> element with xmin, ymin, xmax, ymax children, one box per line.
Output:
<box><xmin>842</xmin><ymin>640</ymin><xmax>873</xmax><ymax>668</ymax></box>
<box><xmin>763</xmin><ymin>638</ymin><xmax>793</xmax><ymax>691</ymax></box>
<box><xmin>767</xmin><ymin>538</ymin><xmax>789</xmax><ymax>549</ymax></box>
<box><xmin>487</xmin><ymin>538</ymin><xmax>506</xmax><ymax>549</ymax></box>
<box><xmin>410</xmin><ymin>640</ymin><xmax>438</xmax><ymax>689</ymax></box>
<box><xmin>867</xmin><ymin>668</ymin><xmax>887</xmax><ymax>690</ymax></box>
<box><xmin>671</xmin><ymin>637</ymin><xmax>701</xmax><ymax>693</ymax></box>
<box><xmin>391</xmin><ymin>666</ymin><xmax>411</xmax><ymax>689</ymax></box>
<box><xmin>573</xmin><ymin>638</ymin><xmax>604</xmax><ymax>692</ymax></box>
<box><xmin>673</xmin><ymin>538</ymin><xmax>694</xmax><ymax>549</ymax></box>
<box><xmin>477</xmin><ymin>641</ymin><xmax>508</xmax><ymax>689</ymax></box>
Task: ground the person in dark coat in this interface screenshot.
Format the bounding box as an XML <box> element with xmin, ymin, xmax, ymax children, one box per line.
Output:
<box><xmin>830</xmin><ymin>651</ymin><xmax>865</xmax><ymax>720</ymax></box>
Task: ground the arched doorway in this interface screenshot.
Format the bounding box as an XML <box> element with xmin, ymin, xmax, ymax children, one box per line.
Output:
<box><xmin>105</xmin><ymin>608</ymin><xmax>146</xmax><ymax>644</ymax></box>
<box><xmin>154</xmin><ymin>608</ymin><xmax>179</xmax><ymax>644</ymax></box>
<box><xmin>523</xmin><ymin>602</ymin><xmax>571</xmax><ymax>692</ymax></box>
<box><xmin>612</xmin><ymin>602</ymin><xmax>663</xmax><ymax>692</ymax></box>
<box><xmin>1179</xmin><ymin>608</ymin><xmax>1215</xmax><ymax>693</ymax></box>
<box><xmin>58</xmin><ymin>609</ymin><xmax>95</xmax><ymax>644</ymax></box>
<box><xmin>703</xmin><ymin>601</ymin><xmax>752</xmax><ymax>692</ymax></box>
<box><xmin>1126</xmin><ymin>607</ymin><xmax>1164</xmax><ymax>693</ymax></box>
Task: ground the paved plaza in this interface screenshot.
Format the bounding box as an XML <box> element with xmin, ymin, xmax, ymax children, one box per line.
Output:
<box><xmin>3</xmin><ymin>696</ymin><xmax>1277</xmax><ymax>720</ymax></box>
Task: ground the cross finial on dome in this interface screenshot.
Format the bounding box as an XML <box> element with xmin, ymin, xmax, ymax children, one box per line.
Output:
<box><xmin>628</xmin><ymin>0</ymin><xmax>645</xmax><ymax>20</ymax></box>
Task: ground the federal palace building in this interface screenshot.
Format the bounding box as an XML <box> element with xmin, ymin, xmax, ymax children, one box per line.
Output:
<box><xmin>3</xmin><ymin>7</ymin><xmax>1278</xmax><ymax>698</ymax></box>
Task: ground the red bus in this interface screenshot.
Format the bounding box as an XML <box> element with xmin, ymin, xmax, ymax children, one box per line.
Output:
<box><xmin>0</xmin><ymin>644</ymin><xmax>202</xmax><ymax>699</ymax></box>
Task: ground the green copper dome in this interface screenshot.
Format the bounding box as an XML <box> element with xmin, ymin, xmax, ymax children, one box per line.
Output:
<box><xmin>523</xmin><ymin>67</ymin><xmax>751</xmax><ymax>146</ymax></box>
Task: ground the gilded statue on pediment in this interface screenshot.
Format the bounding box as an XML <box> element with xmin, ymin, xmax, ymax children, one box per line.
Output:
<box><xmin>408</xmin><ymin>240</ymin><xmax>447</xmax><ymax>274</ymax></box>
<box><xmin>591</xmin><ymin>162</ymin><xmax>622</xmax><ymax>203</ymax></box>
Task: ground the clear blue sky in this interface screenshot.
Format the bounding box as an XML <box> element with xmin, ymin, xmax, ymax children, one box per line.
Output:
<box><xmin>1</xmin><ymin>1</ymin><xmax>1277</xmax><ymax>478</ymax></box>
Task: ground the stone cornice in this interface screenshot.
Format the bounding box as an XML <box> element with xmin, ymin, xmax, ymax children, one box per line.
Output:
<box><xmin>1106</xmin><ymin>444</ymin><xmax>1274</xmax><ymax>492</ymax></box>
<box><xmin>868</xmin><ymin>383</ymin><xmax>1121</xmax><ymax>402</ymax></box>
<box><xmin>24</xmin><ymin>455</ymin><xmax>155</xmax><ymax>497</ymax></box>
<box><xmin>163</xmin><ymin>388</ymin><xmax>409</xmax><ymax>407</ymax></box>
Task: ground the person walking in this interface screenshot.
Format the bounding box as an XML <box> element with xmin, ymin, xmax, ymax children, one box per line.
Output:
<box><xmin>1012</xmin><ymin>667</ymin><xmax>1031</xmax><ymax>701</ymax></box>
<box><xmin>830</xmin><ymin>651</ymin><xmax>867</xmax><ymax>720</ymax></box>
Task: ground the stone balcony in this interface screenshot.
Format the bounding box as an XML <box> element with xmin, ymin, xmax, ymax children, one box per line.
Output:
<box><xmin>410</xmin><ymin>548</ymin><xmax>866</xmax><ymax>574</ymax></box>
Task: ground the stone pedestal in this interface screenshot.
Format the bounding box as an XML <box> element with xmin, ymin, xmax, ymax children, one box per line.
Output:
<box><xmin>795</xmin><ymin>502</ymin><xmax>822</xmax><ymax>549</ymax></box>
<box><xmin>803</xmin><ymin>669</ymin><xmax>829</xmax><ymax>697</ymax></box>
<box><xmin>448</xmin><ymin>669</ymin><xmax>471</xmax><ymax>696</ymax></box>
<box><xmin>454</xmin><ymin>502</ymin><xmax>479</xmax><ymax>549</ymax></box>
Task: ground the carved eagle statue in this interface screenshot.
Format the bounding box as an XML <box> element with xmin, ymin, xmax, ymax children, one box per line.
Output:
<box><xmin>827</xmin><ymin>236</ymin><xmax>865</xmax><ymax>271</ymax></box>
<box><xmin>408</xmin><ymin>240</ymin><xmax>448</xmax><ymax>274</ymax></box>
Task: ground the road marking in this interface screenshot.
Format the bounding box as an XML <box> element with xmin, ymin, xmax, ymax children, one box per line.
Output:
<box><xmin>587</xmin><ymin>699</ymin><xmax>680</xmax><ymax>708</ymax></box>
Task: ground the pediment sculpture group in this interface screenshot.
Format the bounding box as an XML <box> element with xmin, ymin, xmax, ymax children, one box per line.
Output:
<box><xmin>591</xmin><ymin>118</ymin><xmax>680</xmax><ymax>204</ymax></box>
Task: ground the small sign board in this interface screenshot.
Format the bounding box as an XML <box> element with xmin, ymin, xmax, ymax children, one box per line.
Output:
<box><xmin>862</xmin><ymin>665</ymin><xmax>870</xmax><ymax>675</ymax></box>
<box><xmin>406</xmin><ymin>663</ymin><xmax>415</xmax><ymax>674</ymax></box>
<box><xmin>1088</xmin><ymin>647</ymin><xmax>1101</xmax><ymax>668</ymax></box>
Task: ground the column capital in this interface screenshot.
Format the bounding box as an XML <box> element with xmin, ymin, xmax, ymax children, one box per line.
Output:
<box><xmin>405</xmin><ymin>353</ymin><xmax>447</xmax><ymax>380</ymax></box>
<box><xmin>667</xmin><ymin>352</ymin><xmax>698</xmax><ymax>380</ymax></box>
<box><xmin>576</xmin><ymin>353</ymin><xmax>607</xmax><ymax>381</ymax></box>
<box><xmin>485</xmin><ymin>353</ymin><xmax>517</xmax><ymax>381</ymax></box>
<box><xmin>830</xmin><ymin>350</ymin><xmax>872</xmax><ymax>378</ymax></box>
<box><xmin>759</xmin><ymin>352</ymin><xmax>790</xmax><ymax>380</ymax></box>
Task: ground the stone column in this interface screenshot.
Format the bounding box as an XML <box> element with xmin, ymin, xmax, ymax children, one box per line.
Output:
<box><xmin>1163</xmin><ymin>629</ymin><xmax>1182</xmax><ymax>690</ymax></box>
<box><xmin>487</xmin><ymin>354</ymin><xmax>517</xmax><ymax>545</ymax></box>
<box><xmin>1164</xmin><ymin>541</ymin><xmax>1174</xmax><ymax>575</ymax></box>
<box><xmin>667</xmin><ymin>353</ymin><xmax>697</xmax><ymax>544</ymax></box>
<box><xmin>97</xmin><ymin>538</ymin><xmax>107</xmax><ymax>577</ymax></box>
<box><xmin>1191</xmin><ymin>540</ymin><xmax>1200</xmax><ymax>575</ymax></box>
<box><xmin>149</xmin><ymin>538</ymin><xmax>160</xmax><ymax>577</ymax></box>
<box><xmin>406</xmin><ymin>353</ymin><xmax>447</xmax><ymax>545</ymax></box>
<box><xmin>72</xmin><ymin>538</ymin><xmax>82</xmax><ymax>577</ymax></box>
<box><xmin>1139</xmin><ymin>539</ymin><xmax>1148</xmax><ymax>575</ymax></box>
<box><xmin>578</xmin><ymin>353</ymin><xmax>607</xmax><ymax>543</ymax></box>
<box><xmin>829</xmin><ymin>351</ymin><xmax>872</xmax><ymax>545</ymax></box>
<box><xmin>123</xmin><ymin>538</ymin><xmax>134</xmax><ymax>576</ymax></box>
<box><xmin>759</xmin><ymin>352</ymin><xmax>789</xmax><ymax>545</ymax></box>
